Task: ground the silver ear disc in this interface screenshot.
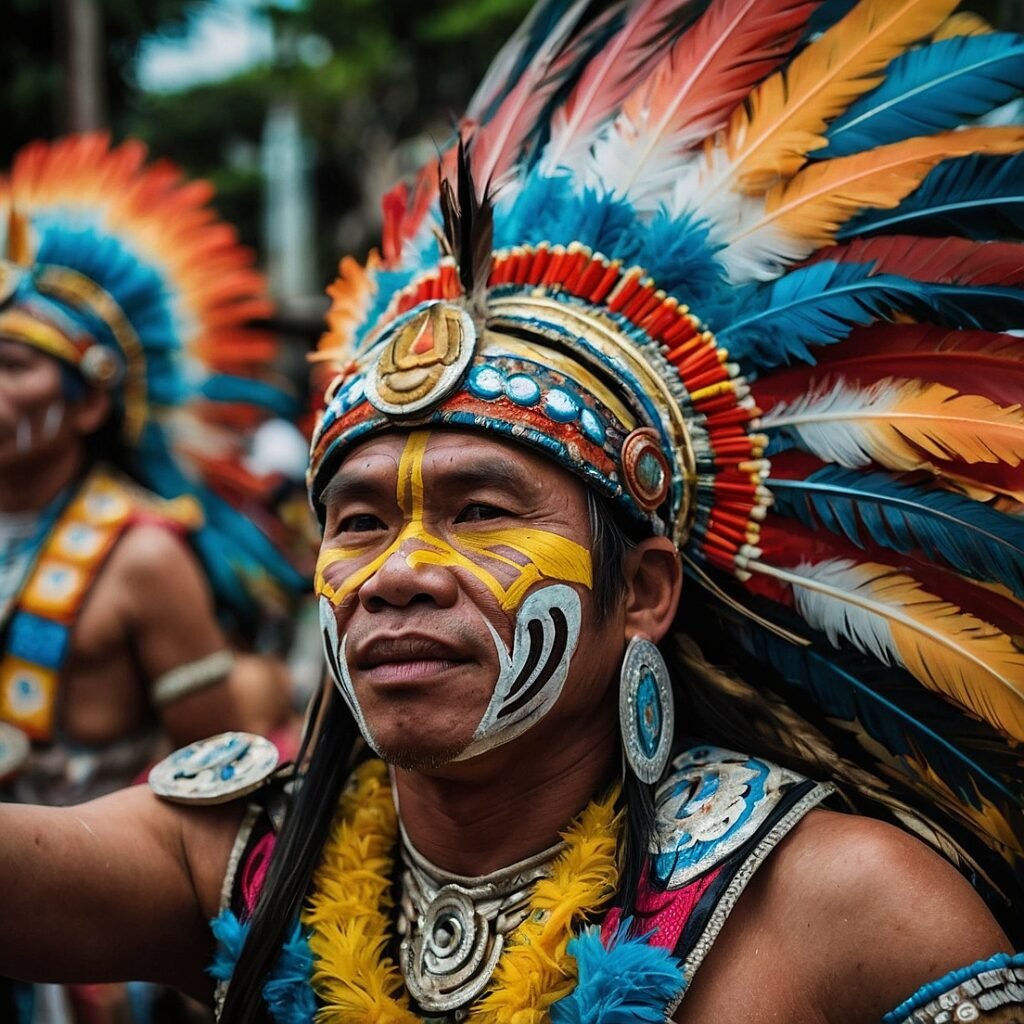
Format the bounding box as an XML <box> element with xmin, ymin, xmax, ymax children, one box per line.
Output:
<box><xmin>619</xmin><ymin>636</ymin><xmax>674</xmax><ymax>784</ymax></box>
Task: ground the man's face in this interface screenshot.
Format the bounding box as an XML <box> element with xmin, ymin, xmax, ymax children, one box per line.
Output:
<box><xmin>0</xmin><ymin>339</ymin><xmax>71</xmax><ymax>471</ymax></box>
<box><xmin>316</xmin><ymin>429</ymin><xmax>623</xmax><ymax>769</ymax></box>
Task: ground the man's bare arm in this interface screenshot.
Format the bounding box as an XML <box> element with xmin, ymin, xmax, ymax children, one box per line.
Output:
<box><xmin>0</xmin><ymin>785</ymin><xmax>242</xmax><ymax>1000</ymax></box>
<box><xmin>114</xmin><ymin>524</ymin><xmax>295</xmax><ymax>744</ymax></box>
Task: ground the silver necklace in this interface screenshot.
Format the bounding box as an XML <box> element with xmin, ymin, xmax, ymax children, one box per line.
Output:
<box><xmin>396</xmin><ymin>825</ymin><xmax>562</xmax><ymax>1017</ymax></box>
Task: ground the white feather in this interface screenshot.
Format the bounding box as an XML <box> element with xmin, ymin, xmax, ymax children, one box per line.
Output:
<box><xmin>758</xmin><ymin>377</ymin><xmax>904</xmax><ymax>466</ymax></box>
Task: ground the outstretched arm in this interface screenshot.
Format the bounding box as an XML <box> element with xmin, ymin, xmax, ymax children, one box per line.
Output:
<box><xmin>0</xmin><ymin>784</ymin><xmax>242</xmax><ymax>1001</ymax></box>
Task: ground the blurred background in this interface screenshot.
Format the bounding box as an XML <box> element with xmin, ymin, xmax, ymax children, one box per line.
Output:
<box><xmin>6</xmin><ymin>0</ymin><xmax>1022</xmax><ymax>347</ymax></box>
<box><xmin>4</xmin><ymin>0</ymin><xmax>540</xmax><ymax>353</ymax></box>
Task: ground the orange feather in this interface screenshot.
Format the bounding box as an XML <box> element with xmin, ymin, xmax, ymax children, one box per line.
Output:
<box><xmin>718</xmin><ymin>0</ymin><xmax>960</xmax><ymax>195</ymax></box>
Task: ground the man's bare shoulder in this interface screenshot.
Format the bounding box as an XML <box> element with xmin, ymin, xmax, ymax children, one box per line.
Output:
<box><xmin>106</xmin><ymin>521</ymin><xmax>201</xmax><ymax>589</ymax></box>
<box><xmin>677</xmin><ymin>808</ymin><xmax>1010</xmax><ymax>1024</ymax></box>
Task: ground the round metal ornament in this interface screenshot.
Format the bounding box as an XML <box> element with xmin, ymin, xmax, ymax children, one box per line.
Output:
<box><xmin>148</xmin><ymin>731</ymin><xmax>279</xmax><ymax>805</ymax></box>
<box><xmin>365</xmin><ymin>301</ymin><xmax>477</xmax><ymax>417</ymax></box>
<box><xmin>621</xmin><ymin>428</ymin><xmax>671</xmax><ymax>512</ymax></box>
<box><xmin>619</xmin><ymin>636</ymin><xmax>674</xmax><ymax>784</ymax></box>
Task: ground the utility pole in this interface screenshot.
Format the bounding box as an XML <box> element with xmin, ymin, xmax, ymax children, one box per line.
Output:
<box><xmin>63</xmin><ymin>0</ymin><xmax>106</xmax><ymax>132</ymax></box>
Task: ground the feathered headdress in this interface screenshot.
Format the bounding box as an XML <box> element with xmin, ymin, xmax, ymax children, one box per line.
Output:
<box><xmin>309</xmin><ymin>0</ymin><xmax>1024</xmax><ymax>931</ymax></box>
<box><xmin>0</xmin><ymin>134</ymin><xmax>306</xmax><ymax>626</ymax></box>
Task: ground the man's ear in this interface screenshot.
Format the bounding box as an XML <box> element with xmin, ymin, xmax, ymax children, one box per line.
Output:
<box><xmin>622</xmin><ymin>536</ymin><xmax>682</xmax><ymax>644</ymax></box>
<box><xmin>69</xmin><ymin>386</ymin><xmax>112</xmax><ymax>436</ymax></box>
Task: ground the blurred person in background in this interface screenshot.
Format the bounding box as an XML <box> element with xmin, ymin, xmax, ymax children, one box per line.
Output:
<box><xmin>0</xmin><ymin>134</ymin><xmax>309</xmax><ymax>1023</ymax></box>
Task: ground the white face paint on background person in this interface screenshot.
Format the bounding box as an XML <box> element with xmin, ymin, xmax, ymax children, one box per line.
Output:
<box><xmin>0</xmin><ymin>339</ymin><xmax>109</xmax><ymax>474</ymax></box>
<box><xmin>314</xmin><ymin>428</ymin><xmax>631</xmax><ymax>771</ymax></box>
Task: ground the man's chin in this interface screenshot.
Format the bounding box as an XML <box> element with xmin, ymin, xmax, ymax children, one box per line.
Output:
<box><xmin>369</xmin><ymin>734</ymin><xmax>471</xmax><ymax>771</ymax></box>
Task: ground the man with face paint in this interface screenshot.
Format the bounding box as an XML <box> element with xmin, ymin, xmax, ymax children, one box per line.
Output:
<box><xmin>2</xmin><ymin>3</ymin><xmax>1024</xmax><ymax>1022</ymax></box>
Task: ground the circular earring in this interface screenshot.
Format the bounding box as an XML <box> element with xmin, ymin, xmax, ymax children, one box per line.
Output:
<box><xmin>619</xmin><ymin>636</ymin><xmax>674</xmax><ymax>784</ymax></box>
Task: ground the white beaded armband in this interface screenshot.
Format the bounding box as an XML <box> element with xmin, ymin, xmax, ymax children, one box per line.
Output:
<box><xmin>152</xmin><ymin>650</ymin><xmax>235</xmax><ymax>707</ymax></box>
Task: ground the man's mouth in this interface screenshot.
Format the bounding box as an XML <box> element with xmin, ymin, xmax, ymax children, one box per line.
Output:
<box><xmin>355</xmin><ymin>634</ymin><xmax>472</xmax><ymax>684</ymax></box>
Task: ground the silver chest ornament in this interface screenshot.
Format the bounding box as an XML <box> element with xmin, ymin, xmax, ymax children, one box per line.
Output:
<box><xmin>396</xmin><ymin>829</ymin><xmax>561</xmax><ymax>1016</ymax></box>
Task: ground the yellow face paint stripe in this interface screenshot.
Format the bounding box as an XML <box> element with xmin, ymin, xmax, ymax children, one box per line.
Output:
<box><xmin>315</xmin><ymin>431</ymin><xmax>595</xmax><ymax>612</ymax></box>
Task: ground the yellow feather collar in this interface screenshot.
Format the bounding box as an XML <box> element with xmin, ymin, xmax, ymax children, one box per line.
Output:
<box><xmin>302</xmin><ymin>760</ymin><xmax>622</xmax><ymax>1023</ymax></box>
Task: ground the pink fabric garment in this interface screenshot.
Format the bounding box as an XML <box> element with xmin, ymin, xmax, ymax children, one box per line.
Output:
<box><xmin>603</xmin><ymin>863</ymin><xmax>722</xmax><ymax>950</ymax></box>
<box><xmin>242</xmin><ymin>831</ymin><xmax>277</xmax><ymax>917</ymax></box>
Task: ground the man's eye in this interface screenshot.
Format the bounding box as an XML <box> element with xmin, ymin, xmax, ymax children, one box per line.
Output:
<box><xmin>455</xmin><ymin>503</ymin><xmax>508</xmax><ymax>523</ymax></box>
<box><xmin>339</xmin><ymin>513</ymin><xmax>386</xmax><ymax>533</ymax></box>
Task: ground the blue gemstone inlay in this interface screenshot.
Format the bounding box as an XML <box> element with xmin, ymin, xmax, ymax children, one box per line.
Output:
<box><xmin>468</xmin><ymin>365</ymin><xmax>505</xmax><ymax>400</ymax></box>
<box><xmin>635</xmin><ymin>670</ymin><xmax>661</xmax><ymax>760</ymax></box>
<box><xmin>543</xmin><ymin>388</ymin><xmax>579</xmax><ymax>423</ymax></box>
<box><xmin>220</xmin><ymin>764</ymin><xmax>236</xmax><ymax>781</ymax></box>
<box><xmin>579</xmin><ymin>408</ymin><xmax>606</xmax><ymax>445</ymax></box>
<box><xmin>504</xmin><ymin>374</ymin><xmax>542</xmax><ymax>406</ymax></box>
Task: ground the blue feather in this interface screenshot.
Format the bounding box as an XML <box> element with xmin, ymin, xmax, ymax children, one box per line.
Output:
<box><xmin>200</xmin><ymin>375</ymin><xmax>300</xmax><ymax>418</ymax></box>
<box><xmin>716</xmin><ymin>262</ymin><xmax>929</xmax><ymax>370</ymax></box>
<box><xmin>208</xmin><ymin>911</ymin><xmax>316</xmax><ymax>1024</ymax></box>
<box><xmin>803</xmin><ymin>0</ymin><xmax>858</xmax><ymax>40</ymax></box>
<box><xmin>729</xmin><ymin>616</ymin><xmax>1024</xmax><ymax>812</ymax></box>
<box><xmin>820</xmin><ymin>34</ymin><xmax>1024</xmax><ymax>158</ymax></box>
<box><xmin>551</xmin><ymin>923</ymin><xmax>686</xmax><ymax>1024</ymax></box>
<box><xmin>840</xmin><ymin>153</ymin><xmax>1024</xmax><ymax>239</ymax></box>
<box><xmin>769</xmin><ymin>467</ymin><xmax>1024</xmax><ymax>600</ymax></box>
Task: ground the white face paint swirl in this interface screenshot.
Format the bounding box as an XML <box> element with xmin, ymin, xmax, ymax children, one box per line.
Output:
<box><xmin>318</xmin><ymin>583</ymin><xmax>582</xmax><ymax>762</ymax></box>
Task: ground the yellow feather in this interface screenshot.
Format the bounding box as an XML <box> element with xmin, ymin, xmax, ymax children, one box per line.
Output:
<box><xmin>933</xmin><ymin>12</ymin><xmax>993</xmax><ymax>40</ymax></box>
<box><xmin>720</xmin><ymin>0</ymin><xmax>960</xmax><ymax>194</ymax></box>
<box><xmin>752</xmin><ymin>559</ymin><xmax>1024</xmax><ymax>742</ymax></box>
<box><xmin>755</xmin><ymin>126</ymin><xmax>1024</xmax><ymax>248</ymax></box>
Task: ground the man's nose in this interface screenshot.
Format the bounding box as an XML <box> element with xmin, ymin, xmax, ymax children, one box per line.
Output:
<box><xmin>357</xmin><ymin>544</ymin><xmax>459</xmax><ymax>611</ymax></box>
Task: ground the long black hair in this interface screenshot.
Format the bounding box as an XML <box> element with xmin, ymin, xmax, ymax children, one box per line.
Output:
<box><xmin>218</xmin><ymin>489</ymin><xmax>661</xmax><ymax>1021</ymax></box>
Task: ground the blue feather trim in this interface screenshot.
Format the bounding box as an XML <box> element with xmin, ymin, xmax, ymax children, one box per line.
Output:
<box><xmin>550</xmin><ymin>921</ymin><xmax>686</xmax><ymax>1024</ymax></box>
<box><xmin>821</xmin><ymin>34</ymin><xmax>1024</xmax><ymax>158</ymax></box>
<box><xmin>209</xmin><ymin>910</ymin><xmax>317</xmax><ymax>1024</ymax></box>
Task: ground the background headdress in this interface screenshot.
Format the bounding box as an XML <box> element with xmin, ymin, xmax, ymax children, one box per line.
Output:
<box><xmin>309</xmin><ymin>0</ymin><xmax>1024</xmax><ymax>935</ymax></box>
<box><xmin>0</xmin><ymin>133</ymin><xmax>307</xmax><ymax>628</ymax></box>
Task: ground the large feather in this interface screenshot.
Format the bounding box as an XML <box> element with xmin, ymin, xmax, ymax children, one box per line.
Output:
<box><xmin>540</xmin><ymin>0</ymin><xmax>699</xmax><ymax>176</ymax></box>
<box><xmin>767</xmin><ymin>465</ymin><xmax>1024</xmax><ymax>599</ymax></box>
<box><xmin>586</xmin><ymin>0</ymin><xmax>817</xmax><ymax>206</ymax></box>
<box><xmin>747</xmin><ymin>557</ymin><xmax>1024</xmax><ymax>742</ymax></box>
<box><xmin>729</xmin><ymin>616</ymin><xmax>1024</xmax><ymax>813</ymax></box>
<box><xmin>703</xmin><ymin>0</ymin><xmax>961</xmax><ymax>196</ymax></box>
<box><xmin>758</xmin><ymin>375</ymin><xmax>1024</xmax><ymax>473</ymax></box>
<box><xmin>719</xmin><ymin>127</ymin><xmax>1024</xmax><ymax>279</ymax></box>
<box><xmin>469</xmin><ymin>0</ymin><xmax>594</xmax><ymax>194</ymax></box>
<box><xmin>808</xmin><ymin>237</ymin><xmax>1024</xmax><ymax>285</ymax></box>
<box><xmin>819</xmin><ymin>34</ymin><xmax>1024</xmax><ymax>158</ymax></box>
<box><xmin>467</xmin><ymin>0</ymin><xmax>594</xmax><ymax>124</ymax></box>
<box><xmin>752</xmin><ymin>326</ymin><xmax>1024</xmax><ymax>412</ymax></box>
<box><xmin>717</xmin><ymin>261</ymin><xmax>930</xmax><ymax>368</ymax></box>
<box><xmin>840</xmin><ymin>152</ymin><xmax>1024</xmax><ymax>239</ymax></box>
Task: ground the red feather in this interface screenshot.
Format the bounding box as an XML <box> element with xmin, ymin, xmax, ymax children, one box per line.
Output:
<box><xmin>752</xmin><ymin>327</ymin><xmax>1024</xmax><ymax>410</ymax></box>
<box><xmin>590</xmin><ymin>0</ymin><xmax>819</xmax><ymax>202</ymax></box>
<box><xmin>470</xmin><ymin>0</ymin><xmax>594</xmax><ymax>195</ymax></box>
<box><xmin>757</xmin><ymin>514</ymin><xmax>1024</xmax><ymax>637</ymax></box>
<box><xmin>541</xmin><ymin>0</ymin><xmax>700</xmax><ymax>175</ymax></box>
<box><xmin>809</xmin><ymin>236</ymin><xmax>1024</xmax><ymax>285</ymax></box>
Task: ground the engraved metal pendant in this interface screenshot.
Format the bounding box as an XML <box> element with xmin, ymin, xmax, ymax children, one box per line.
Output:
<box><xmin>397</xmin><ymin>831</ymin><xmax>559</xmax><ymax>1015</ymax></box>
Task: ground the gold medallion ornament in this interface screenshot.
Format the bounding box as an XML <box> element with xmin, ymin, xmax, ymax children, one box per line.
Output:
<box><xmin>365</xmin><ymin>301</ymin><xmax>477</xmax><ymax>416</ymax></box>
